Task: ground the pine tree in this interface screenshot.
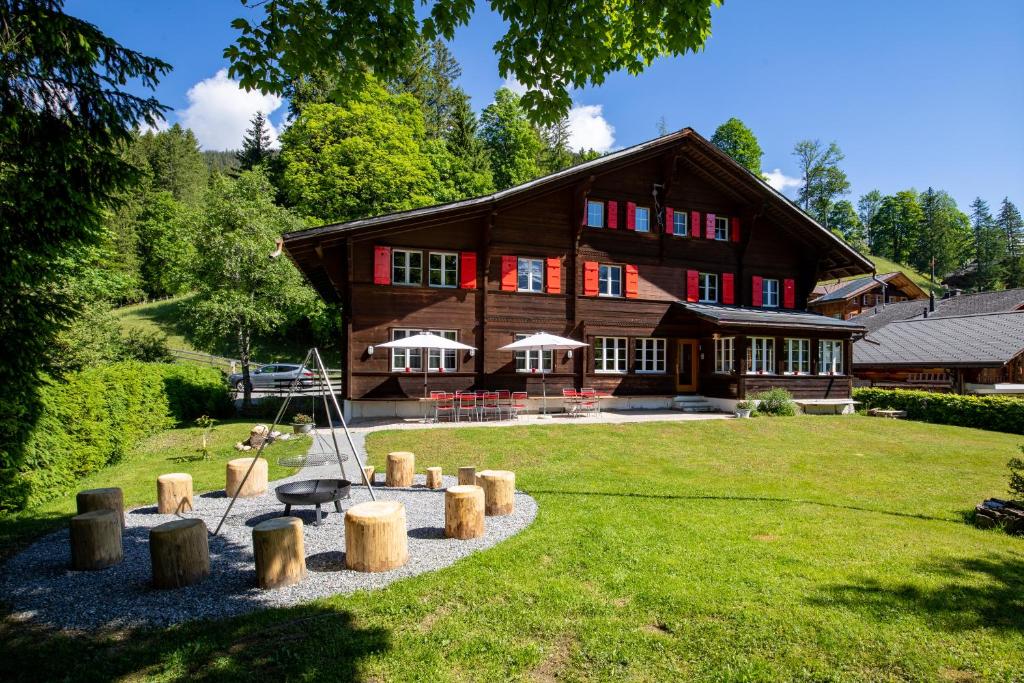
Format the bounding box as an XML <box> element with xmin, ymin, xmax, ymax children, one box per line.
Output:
<box><xmin>914</xmin><ymin>188</ymin><xmax>970</xmax><ymax>281</ymax></box>
<box><xmin>996</xmin><ymin>198</ymin><xmax>1024</xmax><ymax>287</ymax></box>
<box><xmin>970</xmin><ymin>197</ymin><xmax>1006</xmax><ymax>291</ymax></box>
<box><xmin>237</xmin><ymin>111</ymin><xmax>273</xmax><ymax>170</ymax></box>
<box><xmin>538</xmin><ymin>117</ymin><xmax>574</xmax><ymax>174</ymax></box>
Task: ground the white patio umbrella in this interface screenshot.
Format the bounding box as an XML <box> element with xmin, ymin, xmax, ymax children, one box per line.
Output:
<box><xmin>498</xmin><ymin>332</ymin><xmax>589</xmax><ymax>414</ymax></box>
<box><xmin>375</xmin><ymin>332</ymin><xmax>476</xmax><ymax>397</ymax></box>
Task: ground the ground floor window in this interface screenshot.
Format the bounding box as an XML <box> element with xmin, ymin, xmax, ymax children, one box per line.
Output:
<box><xmin>819</xmin><ymin>339</ymin><xmax>844</xmax><ymax>374</ymax></box>
<box><xmin>747</xmin><ymin>337</ymin><xmax>774</xmax><ymax>374</ymax></box>
<box><xmin>714</xmin><ymin>337</ymin><xmax>735</xmax><ymax>373</ymax></box>
<box><xmin>634</xmin><ymin>338</ymin><xmax>666</xmax><ymax>373</ymax></box>
<box><xmin>390</xmin><ymin>328</ymin><xmax>458</xmax><ymax>372</ymax></box>
<box><xmin>595</xmin><ymin>337</ymin><xmax>627</xmax><ymax>373</ymax></box>
<box><xmin>514</xmin><ymin>333</ymin><xmax>552</xmax><ymax>373</ymax></box>
<box><xmin>784</xmin><ymin>338</ymin><xmax>810</xmax><ymax>374</ymax></box>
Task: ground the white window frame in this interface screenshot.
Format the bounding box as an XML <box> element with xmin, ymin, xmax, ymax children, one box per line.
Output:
<box><xmin>746</xmin><ymin>337</ymin><xmax>775</xmax><ymax>374</ymax></box>
<box><xmin>819</xmin><ymin>340</ymin><xmax>844</xmax><ymax>375</ymax></box>
<box><xmin>427</xmin><ymin>329</ymin><xmax>458</xmax><ymax>372</ymax></box>
<box><xmin>587</xmin><ymin>200</ymin><xmax>604</xmax><ymax>228</ymax></box>
<box><xmin>672</xmin><ymin>211</ymin><xmax>688</xmax><ymax>236</ymax></box>
<box><xmin>784</xmin><ymin>338</ymin><xmax>810</xmax><ymax>375</ymax></box>
<box><xmin>762</xmin><ymin>278</ymin><xmax>780</xmax><ymax>308</ymax></box>
<box><xmin>390</xmin><ymin>328</ymin><xmax>458</xmax><ymax>372</ymax></box>
<box><xmin>634</xmin><ymin>338</ymin><xmax>666</xmax><ymax>373</ymax></box>
<box><xmin>715</xmin><ymin>216</ymin><xmax>730</xmax><ymax>241</ymax></box>
<box><xmin>514</xmin><ymin>333</ymin><xmax>552</xmax><ymax>373</ymax></box>
<box><xmin>634</xmin><ymin>206</ymin><xmax>650</xmax><ymax>233</ymax></box>
<box><xmin>427</xmin><ymin>251</ymin><xmax>458</xmax><ymax>288</ymax></box>
<box><xmin>699</xmin><ymin>272</ymin><xmax>719</xmax><ymax>303</ymax></box>
<box><xmin>714</xmin><ymin>337</ymin><xmax>735</xmax><ymax>374</ymax></box>
<box><xmin>392</xmin><ymin>249</ymin><xmax>422</xmax><ymax>286</ymax></box>
<box><xmin>599</xmin><ymin>264</ymin><xmax>623</xmax><ymax>297</ymax></box>
<box><xmin>517</xmin><ymin>257</ymin><xmax>544</xmax><ymax>293</ymax></box>
<box><xmin>594</xmin><ymin>337</ymin><xmax>627</xmax><ymax>373</ymax></box>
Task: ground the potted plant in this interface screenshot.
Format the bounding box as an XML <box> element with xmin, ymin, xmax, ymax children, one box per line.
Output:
<box><xmin>291</xmin><ymin>413</ymin><xmax>314</xmax><ymax>434</ymax></box>
<box><xmin>735</xmin><ymin>400</ymin><xmax>754</xmax><ymax>419</ymax></box>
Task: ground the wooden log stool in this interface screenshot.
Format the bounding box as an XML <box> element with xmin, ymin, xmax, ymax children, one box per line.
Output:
<box><xmin>362</xmin><ymin>465</ymin><xmax>375</xmax><ymax>486</ymax></box>
<box><xmin>157</xmin><ymin>473</ymin><xmax>194</xmax><ymax>514</ymax></box>
<box><xmin>149</xmin><ymin>518</ymin><xmax>210</xmax><ymax>589</ymax></box>
<box><xmin>385</xmin><ymin>451</ymin><xmax>415</xmax><ymax>487</ymax></box>
<box><xmin>444</xmin><ymin>485</ymin><xmax>485</xmax><ymax>540</ymax></box>
<box><xmin>425</xmin><ymin>466</ymin><xmax>443</xmax><ymax>489</ymax></box>
<box><xmin>476</xmin><ymin>470</ymin><xmax>515</xmax><ymax>516</ymax></box>
<box><xmin>344</xmin><ymin>501</ymin><xmax>408</xmax><ymax>572</ymax></box>
<box><xmin>458</xmin><ymin>466</ymin><xmax>476</xmax><ymax>486</ymax></box>
<box><xmin>76</xmin><ymin>487</ymin><xmax>124</xmax><ymax>528</ymax></box>
<box><xmin>70</xmin><ymin>509</ymin><xmax>122</xmax><ymax>570</ymax></box>
<box><xmin>252</xmin><ymin>516</ymin><xmax>306</xmax><ymax>590</ymax></box>
<box><xmin>226</xmin><ymin>457</ymin><xmax>268</xmax><ymax>497</ymax></box>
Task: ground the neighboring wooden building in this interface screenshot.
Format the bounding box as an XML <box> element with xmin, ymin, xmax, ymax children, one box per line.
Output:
<box><xmin>808</xmin><ymin>272</ymin><xmax>927</xmax><ymax>319</ymax></box>
<box><xmin>283</xmin><ymin>129</ymin><xmax>873</xmax><ymax>417</ymax></box>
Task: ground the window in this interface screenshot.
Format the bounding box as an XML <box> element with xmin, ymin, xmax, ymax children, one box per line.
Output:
<box><xmin>746</xmin><ymin>337</ymin><xmax>775</xmax><ymax>374</ymax></box>
<box><xmin>390</xmin><ymin>329</ymin><xmax>421</xmax><ymax>371</ymax></box>
<box><xmin>819</xmin><ymin>340</ymin><xmax>844</xmax><ymax>375</ymax></box>
<box><xmin>672</xmin><ymin>211</ymin><xmax>688</xmax><ymax>236</ymax></box>
<box><xmin>428</xmin><ymin>252</ymin><xmax>458</xmax><ymax>288</ymax></box>
<box><xmin>514</xmin><ymin>333</ymin><xmax>552</xmax><ymax>373</ymax></box>
<box><xmin>427</xmin><ymin>330</ymin><xmax>458</xmax><ymax>372</ymax></box>
<box><xmin>517</xmin><ymin>258</ymin><xmax>544</xmax><ymax>293</ymax></box>
<box><xmin>715</xmin><ymin>216</ymin><xmax>730</xmax><ymax>241</ymax></box>
<box><xmin>392</xmin><ymin>249</ymin><xmax>422</xmax><ymax>286</ymax></box>
<box><xmin>587</xmin><ymin>200</ymin><xmax>604</xmax><ymax>228</ymax></box>
<box><xmin>784</xmin><ymin>338</ymin><xmax>810</xmax><ymax>374</ymax></box>
<box><xmin>762</xmin><ymin>278</ymin><xmax>780</xmax><ymax>308</ymax></box>
<box><xmin>390</xmin><ymin>328</ymin><xmax>458</xmax><ymax>372</ymax></box>
<box><xmin>599</xmin><ymin>264</ymin><xmax>623</xmax><ymax>297</ymax></box>
<box><xmin>699</xmin><ymin>272</ymin><xmax>718</xmax><ymax>303</ymax></box>
<box><xmin>634</xmin><ymin>338</ymin><xmax>666</xmax><ymax>373</ymax></box>
<box><xmin>595</xmin><ymin>337</ymin><xmax>627</xmax><ymax>373</ymax></box>
<box><xmin>635</xmin><ymin>206</ymin><xmax>650</xmax><ymax>232</ymax></box>
<box><xmin>714</xmin><ymin>337</ymin><xmax>735</xmax><ymax>373</ymax></box>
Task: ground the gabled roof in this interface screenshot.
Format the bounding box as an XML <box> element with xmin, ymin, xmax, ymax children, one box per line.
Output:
<box><xmin>853</xmin><ymin>310</ymin><xmax>1024</xmax><ymax>367</ymax></box>
<box><xmin>810</xmin><ymin>272</ymin><xmax>927</xmax><ymax>304</ymax></box>
<box><xmin>929</xmin><ymin>288</ymin><xmax>1024</xmax><ymax>318</ymax></box>
<box><xmin>849</xmin><ymin>299</ymin><xmax>928</xmax><ymax>333</ymax></box>
<box><xmin>676</xmin><ymin>302</ymin><xmax>865</xmax><ymax>332</ymax></box>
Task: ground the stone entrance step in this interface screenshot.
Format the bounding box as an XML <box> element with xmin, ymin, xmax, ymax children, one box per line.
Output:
<box><xmin>671</xmin><ymin>395</ymin><xmax>717</xmax><ymax>413</ymax></box>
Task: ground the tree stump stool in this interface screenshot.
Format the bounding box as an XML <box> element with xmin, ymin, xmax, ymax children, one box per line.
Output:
<box><xmin>362</xmin><ymin>465</ymin><xmax>375</xmax><ymax>486</ymax></box>
<box><xmin>253</xmin><ymin>516</ymin><xmax>306</xmax><ymax>589</ymax></box>
<box><xmin>249</xmin><ymin>424</ymin><xmax>269</xmax><ymax>448</ymax></box>
<box><xmin>476</xmin><ymin>470</ymin><xmax>515</xmax><ymax>516</ymax></box>
<box><xmin>76</xmin><ymin>487</ymin><xmax>124</xmax><ymax>528</ymax></box>
<box><xmin>70</xmin><ymin>509</ymin><xmax>122</xmax><ymax>570</ymax></box>
<box><xmin>149</xmin><ymin>518</ymin><xmax>210</xmax><ymax>589</ymax></box>
<box><xmin>344</xmin><ymin>501</ymin><xmax>408</xmax><ymax>572</ymax></box>
<box><xmin>385</xmin><ymin>451</ymin><xmax>415</xmax><ymax>487</ymax></box>
<box><xmin>426</xmin><ymin>466</ymin><xmax>443</xmax><ymax>489</ymax></box>
<box><xmin>458</xmin><ymin>466</ymin><xmax>476</xmax><ymax>486</ymax></box>
<box><xmin>445</xmin><ymin>485</ymin><xmax>485</xmax><ymax>540</ymax></box>
<box><xmin>157</xmin><ymin>473</ymin><xmax>194</xmax><ymax>514</ymax></box>
<box><xmin>226</xmin><ymin>457</ymin><xmax>268</xmax><ymax>497</ymax></box>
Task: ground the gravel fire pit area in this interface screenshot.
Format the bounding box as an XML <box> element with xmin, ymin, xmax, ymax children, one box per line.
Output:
<box><xmin>1</xmin><ymin>471</ymin><xmax>537</xmax><ymax>630</ymax></box>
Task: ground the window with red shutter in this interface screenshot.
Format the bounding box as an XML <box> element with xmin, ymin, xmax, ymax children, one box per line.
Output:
<box><xmin>546</xmin><ymin>257</ymin><xmax>561</xmax><ymax>294</ymax></box>
<box><xmin>500</xmin><ymin>255</ymin><xmax>517</xmax><ymax>291</ymax></box>
<box><xmin>722</xmin><ymin>273</ymin><xmax>735</xmax><ymax>304</ymax></box>
<box><xmin>373</xmin><ymin>246</ymin><xmax>391</xmax><ymax>285</ymax></box>
<box><xmin>783</xmin><ymin>278</ymin><xmax>796</xmax><ymax>309</ymax></box>
<box><xmin>626</xmin><ymin>202</ymin><xmax>636</xmax><ymax>230</ymax></box>
<box><xmin>705</xmin><ymin>213</ymin><xmax>716</xmax><ymax>239</ymax></box>
<box><xmin>752</xmin><ymin>275</ymin><xmax>763</xmax><ymax>307</ymax></box>
<box><xmin>665</xmin><ymin>207</ymin><xmax>674</xmax><ymax>235</ymax></box>
<box><xmin>625</xmin><ymin>264</ymin><xmax>639</xmax><ymax>298</ymax></box>
<box><xmin>731</xmin><ymin>217</ymin><xmax>741</xmax><ymax>243</ymax></box>
<box><xmin>690</xmin><ymin>211</ymin><xmax>700</xmax><ymax>237</ymax></box>
<box><xmin>686</xmin><ymin>269</ymin><xmax>699</xmax><ymax>302</ymax></box>
<box><xmin>607</xmin><ymin>200</ymin><xmax>618</xmax><ymax>229</ymax></box>
<box><xmin>583</xmin><ymin>261</ymin><xmax>599</xmax><ymax>296</ymax></box>
<box><xmin>459</xmin><ymin>252</ymin><xmax>477</xmax><ymax>289</ymax></box>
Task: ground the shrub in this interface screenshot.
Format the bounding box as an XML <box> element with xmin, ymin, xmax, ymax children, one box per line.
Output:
<box><xmin>853</xmin><ymin>388</ymin><xmax>1024</xmax><ymax>435</ymax></box>
<box><xmin>119</xmin><ymin>327</ymin><xmax>174</xmax><ymax>363</ymax></box>
<box><xmin>752</xmin><ymin>387</ymin><xmax>796</xmax><ymax>416</ymax></box>
<box><xmin>1008</xmin><ymin>449</ymin><xmax>1024</xmax><ymax>499</ymax></box>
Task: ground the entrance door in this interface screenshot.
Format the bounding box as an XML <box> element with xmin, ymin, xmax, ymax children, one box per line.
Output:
<box><xmin>675</xmin><ymin>339</ymin><xmax>699</xmax><ymax>392</ymax></box>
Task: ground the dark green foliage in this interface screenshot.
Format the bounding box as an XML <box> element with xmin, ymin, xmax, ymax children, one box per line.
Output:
<box><xmin>1008</xmin><ymin>450</ymin><xmax>1024</xmax><ymax>499</ymax></box>
<box><xmin>203</xmin><ymin>150</ymin><xmax>241</xmax><ymax>175</ymax></box>
<box><xmin>119</xmin><ymin>328</ymin><xmax>174</xmax><ymax>363</ymax></box>
<box><xmin>869</xmin><ymin>190</ymin><xmax>923</xmax><ymax>265</ymax></box>
<box><xmin>135</xmin><ymin>124</ymin><xmax>208</xmax><ymax>204</ymax></box>
<box><xmin>0</xmin><ymin>362</ymin><xmax>230</xmax><ymax>512</ymax></box>
<box><xmin>970</xmin><ymin>197</ymin><xmax>1006</xmax><ymax>291</ymax></box>
<box><xmin>236</xmin><ymin>111</ymin><xmax>273</xmax><ymax>171</ymax></box>
<box><xmin>827</xmin><ymin>200</ymin><xmax>866</xmax><ymax>252</ymax></box>
<box><xmin>913</xmin><ymin>188</ymin><xmax>970</xmax><ymax>281</ymax></box>
<box><xmin>793</xmin><ymin>140</ymin><xmax>850</xmax><ymax>225</ymax></box>
<box><xmin>479</xmin><ymin>88</ymin><xmax>542</xmax><ymax>190</ymax></box>
<box><xmin>752</xmin><ymin>387</ymin><xmax>796</xmax><ymax>416</ymax></box>
<box><xmin>710</xmin><ymin>117</ymin><xmax>763</xmax><ymax>176</ymax></box>
<box><xmin>997</xmin><ymin>198</ymin><xmax>1023</xmax><ymax>288</ymax></box>
<box><xmin>854</xmin><ymin>388</ymin><xmax>1024</xmax><ymax>435</ymax></box>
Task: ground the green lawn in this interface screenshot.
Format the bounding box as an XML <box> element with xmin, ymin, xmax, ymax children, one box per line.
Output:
<box><xmin>841</xmin><ymin>255</ymin><xmax>943</xmax><ymax>295</ymax></box>
<box><xmin>2</xmin><ymin>417</ymin><xmax>1023</xmax><ymax>682</ymax></box>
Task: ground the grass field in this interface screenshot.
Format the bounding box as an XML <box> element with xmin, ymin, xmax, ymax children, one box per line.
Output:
<box><xmin>1</xmin><ymin>417</ymin><xmax>1022</xmax><ymax>681</ymax></box>
<box><xmin>839</xmin><ymin>254</ymin><xmax>943</xmax><ymax>295</ymax></box>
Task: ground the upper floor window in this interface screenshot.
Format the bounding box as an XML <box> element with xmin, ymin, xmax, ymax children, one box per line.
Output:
<box><xmin>428</xmin><ymin>252</ymin><xmax>458</xmax><ymax>288</ymax></box>
<box><xmin>392</xmin><ymin>249</ymin><xmax>422</xmax><ymax>286</ymax></box>
<box><xmin>714</xmin><ymin>337</ymin><xmax>735</xmax><ymax>373</ymax></box>
<box><xmin>514</xmin><ymin>333</ymin><xmax>552</xmax><ymax>373</ymax></box>
<box><xmin>587</xmin><ymin>201</ymin><xmax>604</xmax><ymax>228</ymax></box>
<box><xmin>819</xmin><ymin>340</ymin><xmax>844</xmax><ymax>375</ymax></box>
<box><xmin>672</xmin><ymin>211</ymin><xmax>688</xmax><ymax>236</ymax></box>
<box><xmin>747</xmin><ymin>337</ymin><xmax>775</xmax><ymax>374</ymax></box>
<box><xmin>634</xmin><ymin>338</ymin><xmax>666</xmax><ymax>373</ymax></box>
<box><xmin>517</xmin><ymin>258</ymin><xmax>544</xmax><ymax>293</ymax></box>
<box><xmin>599</xmin><ymin>264</ymin><xmax>623</xmax><ymax>297</ymax></box>
<box><xmin>715</xmin><ymin>216</ymin><xmax>730</xmax><ymax>241</ymax></box>
<box><xmin>784</xmin><ymin>338</ymin><xmax>810</xmax><ymax>374</ymax></box>
<box><xmin>595</xmin><ymin>337</ymin><xmax>627</xmax><ymax>373</ymax></box>
<box><xmin>762</xmin><ymin>278</ymin><xmax>780</xmax><ymax>308</ymax></box>
<box><xmin>635</xmin><ymin>206</ymin><xmax>650</xmax><ymax>232</ymax></box>
<box><xmin>699</xmin><ymin>273</ymin><xmax>718</xmax><ymax>303</ymax></box>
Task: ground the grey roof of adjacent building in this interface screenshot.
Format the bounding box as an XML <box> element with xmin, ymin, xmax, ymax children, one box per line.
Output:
<box><xmin>849</xmin><ymin>299</ymin><xmax>931</xmax><ymax>333</ymax></box>
<box><xmin>928</xmin><ymin>288</ymin><xmax>1024</xmax><ymax>318</ymax></box>
<box><xmin>676</xmin><ymin>302</ymin><xmax>865</xmax><ymax>331</ymax></box>
<box><xmin>811</xmin><ymin>274</ymin><xmax>890</xmax><ymax>303</ymax></box>
<box><xmin>853</xmin><ymin>310</ymin><xmax>1024</xmax><ymax>367</ymax></box>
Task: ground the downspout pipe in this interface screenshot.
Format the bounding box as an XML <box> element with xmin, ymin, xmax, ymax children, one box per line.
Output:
<box><xmin>871</xmin><ymin>271</ymin><xmax>887</xmax><ymax>307</ymax></box>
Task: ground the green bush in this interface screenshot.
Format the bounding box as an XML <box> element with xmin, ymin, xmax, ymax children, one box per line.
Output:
<box><xmin>0</xmin><ymin>361</ymin><xmax>231</xmax><ymax>512</ymax></box>
<box><xmin>752</xmin><ymin>387</ymin><xmax>796</xmax><ymax>416</ymax></box>
<box><xmin>853</xmin><ymin>388</ymin><xmax>1024</xmax><ymax>435</ymax></box>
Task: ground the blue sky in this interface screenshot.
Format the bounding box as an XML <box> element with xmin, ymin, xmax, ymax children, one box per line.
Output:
<box><xmin>68</xmin><ymin>0</ymin><xmax>1022</xmax><ymax>210</ymax></box>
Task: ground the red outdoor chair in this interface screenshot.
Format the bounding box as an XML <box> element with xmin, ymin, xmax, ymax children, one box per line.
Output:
<box><xmin>456</xmin><ymin>393</ymin><xmax>477</xmax><ymax>422</ymax></box>
<box><xmin>511</xmin><ymin>391</ymin><xmax>528</xmax><ymax>419</ymax></box>
<box><xmin>562</xmin><ymin>388</ymin><xmax>581</xmax><ymax>417</ymax></box>
<box><xmin>579</xmin><ymin>388</ymin><xmax>599</xmax><ymax>415</ymax></box>
<box><xmin>434</xmin><ymin>392</ymin><xmax>455</xmax><ymax>422</ymax></box>
<box><xmin>497</xmin><ymin>389</ymin><xmax>511</xmax><ymax>419</ymax></box>
<box><xmin>480</xmin><ymin>391</ymin><xmax>502</xmax><ymax>421</ymax></box>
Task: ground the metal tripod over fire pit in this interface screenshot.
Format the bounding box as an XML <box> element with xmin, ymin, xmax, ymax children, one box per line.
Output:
<box><xmin>212</xmin><ymin>347</ymin><xmax>374</xmax><ymax>536</ymax></box>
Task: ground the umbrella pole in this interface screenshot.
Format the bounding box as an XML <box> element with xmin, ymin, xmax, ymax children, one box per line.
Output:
<box><xmin>541</xmin><ymin>345</ymin><xmax>547</xmax><ymax>415</ymax></box>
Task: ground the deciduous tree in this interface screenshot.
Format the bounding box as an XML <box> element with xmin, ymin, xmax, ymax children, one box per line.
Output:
<box><xmin>710</xmin><ymin>118</ymin><xmax>763</xmax><ymax>176</ymax></box>
<box><xmin>914</xmin><ymin>188</ymin><xmax>970</xmax><ymax>282</ymax></box>
<box><xmin>479</xmin><ymin>88</ymin><xmax>542</xmax><ymax>190</ymax></box>
<box><xmin>871</xmin><ymin>191</ymin><xmax>922</xmax><ymax>265</ymax></box>
<box><xmin>793</xmin><ymin>140</ymin><xmax>850</xmax><ymax>226</ymax></box>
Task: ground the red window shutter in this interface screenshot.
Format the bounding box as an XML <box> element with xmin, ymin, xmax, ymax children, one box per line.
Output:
<box><xmin>665</xmin><ymin>207</ymin><xmax>674</xmax><ymax>235</ymax></box>
<box><xmin>373</xmin><ymin>246</ymin><xmax>391</xmax><ymax>285</ymax></box>
<box><xmin>722</xmin><ymin>272</ymin><xmax>735</xmax><ymax>304</ymax></box>
<box><xmin>690</xmin><ymin>211</ymin><xmax>701</xmax><ymax>237</ymax></box>
<box><xmin>731</xmin><ymin>217</ymin><xmax>741</xmax><ymax>243</ymax></box>
<box><xmin>706</xmin><ymin>212</ymin><xmax>716</xmax><ymax>239</ymax></box>
<box><xmin>500</xmin><ymin>255</ymin><xmax>517</xmax><ymax>291</ymax></box>
<box><xmin>626</xmin><ymin>202</ymin><xmax>636</xmax><ymax>230</ymax></box>
<box><xmin>546</xmin><ymin>257</ymin><xmax>561</xmax><ymax>294</ymax></box>
<box><xmin>686</xmin><ymin>269</ymin><xmax>699</xmax><ymax>303</ymax></box>
<box><xmin>606</xmin><ymin>200</ymin><xmax>618</xmax><ymax>229</ymax></box>
<box><xmin>583</xmin><ymin>261</ymin><xmax>599</xmax><ymax>296</ymax></box>
<box><xmin>459</xmin><ymin>252</ymin><xmax>477</xmax><ymax>289</ymax></box>
<box><xmin>783</xmin><ymin>278</ymin><xmax>796</xmax><ymax>309</ymax></box>
<box><xmin>625</xmin><ymin>264</ymin><xmax>639</xmax><ymax>298</ymax></box>
<box><xmin>752</xmin><ymin>275</ymin><xmax>763</xmax><ymax>307</ymax></box>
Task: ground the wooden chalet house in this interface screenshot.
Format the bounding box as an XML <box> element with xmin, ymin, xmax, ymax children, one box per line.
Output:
<box><xmin>283</xmin><ymin>129</ymin><xmax>874</xmax><ymax>418</ymax></box>
<box><xmin>808</xmin><ymin>272</ymin><xmax>928</xmax><ymax>320</ymax></box>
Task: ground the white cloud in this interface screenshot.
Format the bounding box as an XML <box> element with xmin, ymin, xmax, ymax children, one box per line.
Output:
<box><xmin>177</xmin><ymin>69</ymin><xmax>283</xmax><ymax>151</ymax></box>
<box><xmin>137</xmin><ymin>117</ymin><xmax>169</xmax><ymax>135</ymax></box>
<box><xmin>764</xmin><ymin>168</ymin><xmax>802</xmax><ymax>194</ymax></box>
<box><xmin>566</xmin><ymin>104</ymin><xmax>615</xmax><ymax>153</ymax></box>
<box><xmin>500</xmin><ymin>76</ymin><xmax>528</xmax><ymax>95</ymax></box>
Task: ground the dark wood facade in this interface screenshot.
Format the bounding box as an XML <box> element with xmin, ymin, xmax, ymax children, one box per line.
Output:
<box><xmin>809</xmin><ymin>272</ymin><xmax>928</xmax><ymax>320</ymax></box>
<box><xmin>283</xmin><ymin>129</ymin><xmax>873</xmax><ymax>404</ymax></box>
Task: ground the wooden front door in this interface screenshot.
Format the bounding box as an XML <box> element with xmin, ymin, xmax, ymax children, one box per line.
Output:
<box><xmin>675</xmin><ymin>339</ymin><xmax>699</xmax><ymax>392</ymax></box>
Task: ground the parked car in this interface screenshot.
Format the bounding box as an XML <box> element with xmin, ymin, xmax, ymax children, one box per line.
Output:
<box><xmin>229</xmin><ymin>364</ymin><xmax>315</xmax><ymax>392</ymax></box>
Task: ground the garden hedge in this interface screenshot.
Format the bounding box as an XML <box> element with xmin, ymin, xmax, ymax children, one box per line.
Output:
<box><xmin>0</xmin><ymin>362</ymin><xmax>232</xmax><ymax>512</ymax></box>
<box><xmin>853</xmin><ymin>388</ymin><xmax>1024</xmax><ymax>435</ymax></box>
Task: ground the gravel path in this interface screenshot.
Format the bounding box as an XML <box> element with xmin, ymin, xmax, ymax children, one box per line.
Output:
<box><xmin>1</xmin><ymin>434</ymin><xmax>536</xmax><ymax>630</ymax></box>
